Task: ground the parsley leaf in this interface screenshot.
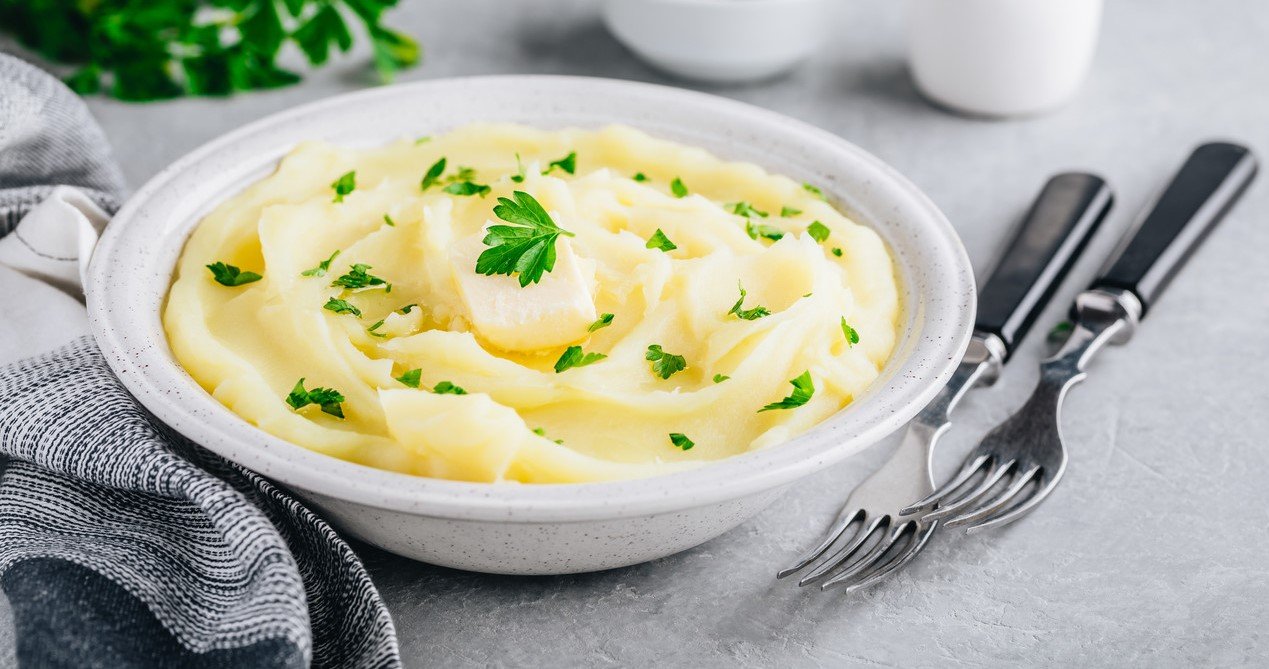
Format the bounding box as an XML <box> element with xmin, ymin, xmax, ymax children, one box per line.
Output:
<box><xmin>543</xmin><ymin>151</ymin><xmax>577</xmax><ymax>175</ymax></box>
<box><xmin>331</xmin><ymin>170</ymin><xmax>356</xmax><ymax>203</ymax></box>
<box><xmin>728</xmin><ymin>282</ymin><xmax>771</xmax><ymax>320</ymax></box>
<box><xmin>646</xmin><ymin>228</ymin><xmax>678</xmax><ymax>252</ymax></box>
<box><xmin>286</xmin><ymin>378</ymin><xmax>345</xmax><ymax>419</ymax></box>
<box><xmin>331</xmin><ymin>263</ymin><xmax>391</xmax><ymax>292</ymax></box>
<box><xmin>646</xmin><ymin>344</ymin><xmax>687</xmax><ymax>380</ymax></box>
<box><xmin>713</xmin><ymin>374</ymin><xmax>730</xmax><ymax>383</ymax></box>
<box><xmin>632</xmin><ymin>172</ymin><xmax>649</xmax><ymax>182</ymax></box>
<box><xmin>588</xmin><ymin>313</ymin><xmax>615</xmax><ymax>333</ymax></box>
<box><xmin>476</xmin><ymin>191</ymin><xmax>576</xmax><ymax>287</ymax></box>
<box><xmin>433</xmin><ymin>381</ymin><xmax>467</xmax><ymax>395</ymax></box>
<box><xmin>511</xmin><ymin>153</ymin><xmax>527</xmax><ymax>183</ymax></box>
<box><xmin>669</xmin><ymin>433</ymin><xmax>695</xmax><ymax>451</ymax></box>
<box><xmin>415</xmin><ymin>136</ymin><xmax>432</xmax><ymax>145</ymax></box>
<box><xmin>206</xmin><ymin>262</ymin><xmax>262</xmax><ymax>287</ymax></box>
<box><xmin>532</xmin><ymin>426</ymin><xmax>564</xmax><ymax>444</ymax></box>
<box><xmin>670</xmin><ymin>177</ymin><xmax>689</xmax><ymax>198</ymax></box>
<box><xmin>301</xmin><ymin>250</ymin><xmax>341</xmax><ymax>277</ymax></box>
<box><xmin>807</xmin><ymin>221</ymin><xmax>831</xmax><ymax>243</ymax></box>
<box><xmin>396</xmin><ymin>368</ymin><xmax>422</xmax><ymax>388</ymax></box>
<box><xmin>554</xmin><ymin>345</ymin><xmax>607</xmax><ymax>373</ymax></box>
<box><xmin>841</xmin><ymin>318</ymin><xmax>860</xmax><ymax>346</ymax></box>
<box><xmin>780</xmin><ymin>206</ymin><xmax>802</xmax><ymax>217</ymax></box>
<box><xmin>729</xmin><ymin>201</ymin><xmax>768</xmax><ymax>218</ymax></box>
<box><xmin>443</xmin><ymin>180</ymin><xmax>491</xmax><ymax>197</ymax></box>
<box><xmin>323</xmin><ymin>297</ymin><xmax>362</xmax><ymax>317</ymax></box>
<box><xmin>420</xmin><ymin>157</ymin><xmax>446</xmax><ymax>191</ymax></box>
<box><xmin>832</xmin><ymin>247</ymin><xmax>844</xmax><ymax>257</ymax></box>
<box><xmin>803</xmin><ymin>182</ymin><xmax>827</xmax><ymax>200</ymax></box>
<box><xmin>745</xmin><ymin>220</ymin><xmax>785</xmax><ymax>242</ymax></box>
<box><xmin>397</xmin><ymin>303</ymin><xmax>419</xmax><ymax>314</ymax></box>
<box><xmin>759</xmin><ymin>371</ymin><xmax>815</xmax><ymax>412</ymax></box>
<box><xmin>383</xmin><ymin>214</ymin><xmax>396</xmax><ymax>227</ymax></box>
<box><xmin>367</xmin><ymin>319</ymin><xmax>388</xmax><ymax>337</ymax></box>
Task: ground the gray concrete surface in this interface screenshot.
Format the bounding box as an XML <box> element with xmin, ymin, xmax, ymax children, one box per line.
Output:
<box><xmin>4</xmin><ymin>0</ymin><xmax>1268</xmax><ymax>666</ymax></box>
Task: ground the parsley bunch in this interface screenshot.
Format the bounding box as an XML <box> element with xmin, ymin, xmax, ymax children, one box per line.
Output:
<box><xmin>0</xmin><ymin>0</ymin><xmax>419</xmax><ymax>101</ymax></box>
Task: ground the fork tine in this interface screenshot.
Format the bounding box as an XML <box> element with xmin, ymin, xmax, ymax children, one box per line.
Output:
<box><xmin>797</xmin><ymin>515</ymin><xmax>886</xmax><ymax>587</ymax></box>
<box><xmin>965</xmin><ymin>472</ymin><xmax>1061</xmax><ymax>533</ymax></box>
<box><xmin>943</xmin><ymin>465</ymin><xmax>1041</xmax><ymax>529</ymax></box>
<box><xmin>900</xmin><ymin>454</ymin><xmax>991</xmax><ymax>515</ymax></box>
<box><xmin>777</xmin><ymin>508</ymin><xmax>865</xmax><ymax>579</ymax></box>
<box><xmin>923</xmin><ymin>460</ymin><xmax>1016</xmax><ymax>521</ymax></box>
<box><xmin>843</xmin><ymin>522</ymin><xmax>937</xmax><ymax>593</ymax></box>
<box><xmin>819</xmin><ymin>521</ymin><xmax>911</xmax><ymax>591</ymax></box>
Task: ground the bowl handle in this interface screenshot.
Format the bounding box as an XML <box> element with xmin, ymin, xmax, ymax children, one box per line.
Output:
<box><xmin>0</xmin><ymin>186</ymin><xmax>110</xmax><ymax>300</ymax></box>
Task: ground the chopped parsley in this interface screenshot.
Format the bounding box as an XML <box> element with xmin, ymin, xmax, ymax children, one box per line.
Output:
<box><xmin>669</xmin><ymin>433</ymin><xmax>695</xmax><ymax>451</ymax></box>
<box><xmin>301</xmin><ymin>250</ymin><xmax>341</xmax><ymax>277</ymax></box>
<box><xmin>206</xmin><ymin>262</ymin><xmax>262</xmax><ymax>287</ymax></box>
<box><xmin>331</xmin><ymin>263</ymin><xmax>391</xmax><ymax>292</ymax></box>
<box><xmin>554</xmin><ymin>345</ymin><xmax>607</xmax><ymax>373</ymax></box>
<box><xmin>807</xmin><ymin>221</ymin><xmax>831</xmax><ymax>243</ymax></box>
<box><xmin>367</xmin><ymin>319</ymin><xmax>388</xmax><ymax>337</ymax></box>
<box><xmin>285</xmin><ymin>378</ymin><xmax>345</xmax><ymax>419</ymax></box>
<box><xmin>543</xmin><ymin>151</ymin><xmax>577</xmax><ymax>175</ymax></box>
<box><xmin>383</xmin><ymin>214</ymin><xmax>396</xmax><ymax>227</ymax></box>
<box><xmin>728</xmin><ymin>282</ymin><xmax>771</xmax><ymax>320</ymax></box>
<box><xmin>511</xmin><ymin>153</ymin><xmax>527</xmax><ymax>183</ymax></box>
<box><xmin>414</xmin><ymin>136</ymin><xmax>432</xmax><ymax>145</ymax></box>
<box><xmin>646</xmin><ymin>344</ymin><xmax>687</xmax><ymax>380</ymax></box>
<box><xmin>396</xmin><ymin>368</ymin><xmax>422</xmax><ymax>388</ymax></box>
<box><xmin>475</xmin><ymin>191</ymin><xmax>575</xmax><ymax>287</ymax></box>
<box><xmin>323</xmin><ymin>297</ymin><xmax>362</xmax><ymax>317</ymax></box>
<box><xmin>331</xmin><ymin>170</ymin><xmax>356</xmax><ymax>203</ymax></box>
<box><xmin>803</xmin><ymin>182</ymin><xmax>827</xmax><ymax>201</ymax></box>
<box><xmin>759</xmin><ymin>371</ymin><xmax>814</xmax><ymax>413</ymax></box>
<box><xmin>588</xmin><ymin>313</ymin><xmax>615</xmax><ymax>333</ymax></box>
<box><xmin>841</xmin><ymin>318</ymin><xmax>860</xmax><ymax>346</ymax></box>
<box><xmin>670</xmin><ymin>177</ymin><xmax>688</xmax><ymax>198</ymax></box>
<box><xmin>780</xmin><ymin>206</ymin><xmax>802</xmax><ymax>217</ymax></box>
<box><xmin>729</xmin><ymin>201</ymin><xmax>768</xmax><ymax>219</ymax></box>
<box><xmin>432</xmin><ymin>381</ymin><xmax>467</xmax><ymax>395</ymax></box>
<box><xmin>712</xmin><ymin>374</ymin><xmax>730</xmax><ymax>383</ymax></box>
<box><xmin>745</xmin><ymin>220</ymin><xmax>785</xmax><ymax>242</ymax></box>
<box><xmin>420</xmin><ymin>157</ymin><xmax>446</xmax><ymax>191</ymax></box>
<box><xmin>532</xmin><ymin>427</ymin><xmax>564</xmax><ymax>444</ymax></box>
<box><xmin>646</xmin><ymin>228</ymin><xmax>678</xmax><ymax>252</ymax></box>
<box><xmin>632</xmin><ymin>172</ymin><xmax>649</xmax><ymax>182</ymax></box>
<box><xmin>397</xmin><ymin>303</ymin><xmax>419</xmax><ymax>314</ymax></box>
<box><xmin>442</xmin><ymin>180</ymin><xmax>491</xmax><ymax>197</ymax></box>
<box><xmin>832</xmin><ymin>247</ymin><xmax>844</xmax><ymax>257</ymax></box>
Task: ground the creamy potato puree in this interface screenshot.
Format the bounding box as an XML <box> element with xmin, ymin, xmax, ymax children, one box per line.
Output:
<box><xmin>164</xmin><ymin>124</ymin><xmax>900</xmax><ymax>483</ymax></box>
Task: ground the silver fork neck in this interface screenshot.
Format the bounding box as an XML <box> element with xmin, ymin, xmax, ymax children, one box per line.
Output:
<box><xmin>914</xmin><ymin>332</ymin><xmax>1005</xmax><ymax>429</ymax></box>
<box><xmin>1043</xmin><ymin>287</ymin><xmax>1143</xmax><ymax>378</ymax></box>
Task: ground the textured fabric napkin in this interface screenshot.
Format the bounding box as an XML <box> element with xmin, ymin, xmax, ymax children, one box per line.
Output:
<box><xmin>0</xmin><ymin>53</ymin><xmax>400</xmax><ymax>668</ymax></box>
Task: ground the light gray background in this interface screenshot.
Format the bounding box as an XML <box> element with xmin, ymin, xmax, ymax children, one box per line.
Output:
<box><xmin>3</xmin><ymin>0</ymin><xmax>1268</xmax><ymax>666</ymax></box>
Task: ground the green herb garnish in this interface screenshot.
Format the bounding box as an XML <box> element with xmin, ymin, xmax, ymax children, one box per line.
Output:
<box><xmin>832</xmin><ymin>247</ymin><xmax>844</xmax><ymax>257</ymax></box>
<box><xmin>475</xmin><ymin>190</ymin><xmax>575</xmax><ymax>287</ymax></box>
<box><xmin>396</xmin><ymin>368</ymin><xmax>422</xmax><ymax>388</ymax></box>
<box><xmin>841</xmin><ymin>318</ymin><xmax>860</xmax><ymax>346</ymax></box>
<box><xmin>588</xmin><ymin>313</ymin><xmax>615</xmax><ymax>333</ymax></box>
<box><xmin>803</xmin><ymin>183</ymin><xmax>827</xmax><ymax>200</ymax></box>
<box><xmin>745</xmin><ymin>220</ymin><xmax>785</xmax><ymax>242</ymax></box>
<box><xmin>713</xmin><ymin>374</ymin><xmax>730</xmax><ymax>383</ymax></box>
<box><xmin>331</xmin><ymin>170</ymin><xmax>356</xmax><ymax>203</ymax></box>
<box><xmin>646</xmin><ymin>344</ymin><xmax>687</xmax><ymax>380</ymax></box>
<box><xmin>807</xmin><ymin>221</ymin><xmax>831</xmax><ymax>243</ymax></box>
<box><xmin>301</xmin><ymin>250</ymin><xmax>341</xmax><ymax>277</ymax></box>
<box><xmin>206</xmin><ymin>262</ymin><xmax>262</xmax><ymax>287</ymax></box>
<box><xmin>729</xmin><ymin>201</ymin><xmax>768</xmax><ymax>219</ymax></box>
<box><xmin>367</xmin><ymin>319</ymin><xmax>388</xmax><ymax>337</ymax></box>
<box><xmin>728</xmin><ymin>282</ymin><xmax>771</xmax><ymax>320</ymax></box>
<box><xmin>414</xmin><ymin>136</ymin><xmax>432</xmax><ymax>145</ymax></box>
<box><xmin>323</xmin><ymin>297</ymin><xmax>362</xmax><ymax>317</ymax></box>
<box><xmin>669</xmin><ymin>433</ymin><xmax>695</xmax><ymax>451</ymax></box>
<box><xmin>646</xmin><ymin>228</ymin><xmax>678</xmax><ymax>252</ymax></box>
<box><xmin>331</xmin><ymin>263</ymin><xmax>391</xmax><ymax>292</ymax></box>
<box><xmin>442</xmin><ymin>180</ymin><xmax>491</xmax><ymax>197</ymax></box>
<box><xmin>511</xmin><ymin>153</ymin><xmax>527</xmax><ymax>183</ymax></box>
<box><xmin>670</xmin><ymin>177</ymin><xmax>688</xmax><ymax>198</ymax></box>
<box><xmin>397</xmin><ymin>303</ymin><xmax>418</xmax><ymax>314</ymax></box>
<box><xmin>420</xmin><ymin>157</ymin><xmax>446</xmax><ymax>191</ymax></box>
<box><xmin>554</xmin><ymin>345</ymin><xmax>607</xmax><ymax>373</ymax></box>
<box><xmin>532</xmin><ymin>427</ymin><xmax>564</xmax><ymax>444</ymax></box>
<box><xmin>286</xmin><ymin>378</ymin><xmax>345</xmax><ymax>419</ymax></box>
<box><xmin>780</xmin><ymin>206</ymin><xmax>802</xmax><ymax>217</ymax></box>
<box><xmin>759</xmin><ymin>371</ymin><xmax>814</xmax><ymax>413</ymax></box>
<box><xmin>383</xmin><ymin>214</ymin><xmax>396</xmax><ymax>227</ymax></box>
<box><xmin>543</xmin><ymin>151</ymin><xmax>576</xmax><ymax>175</ymax></box>
<box><xmin>432</xmin><ymin>381</ymin><xmax>467</xmax><ymax>395</ymax></box>
<box><xmin>632</xmin><ymin>172</ymin><xmax>649</xmax><ymax>182</ymax></box>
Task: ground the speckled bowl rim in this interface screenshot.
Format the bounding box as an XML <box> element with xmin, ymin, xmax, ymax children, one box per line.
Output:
<box><xmin>87</xmin><ymin>75</ymin><xmax>974</xmax><ymax>523</ymax></box>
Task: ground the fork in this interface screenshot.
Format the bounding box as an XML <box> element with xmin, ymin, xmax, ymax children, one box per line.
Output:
<box><xmin>778</xmin><ymin>172</ymin><xmax>1113</xmax><ymax>591</ymax></box>
<box><xmin>906</xmin><ymin>142</ymin><xmax>1259</xmax><ymax>532</ymax></box>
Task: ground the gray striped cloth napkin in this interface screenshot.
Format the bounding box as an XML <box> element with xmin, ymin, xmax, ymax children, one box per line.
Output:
<box><xmin>0</xmin><ymin>53</ymin><xmax>400</xmax><ymax>668</ymax></box>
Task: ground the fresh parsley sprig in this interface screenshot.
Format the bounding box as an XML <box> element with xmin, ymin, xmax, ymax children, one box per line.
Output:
<box><xmin>554</xmin><ymin>346</ymin><xmax>606</xmax><ymax>373</ymax></box>
<box><xmin>206</xmin><ymin>262</ymin><xmax>262</xmax><ymax>287</ymax></box>
<box><xmin>669</xmin><ymin>433</ymin><xmax>695</xmax><ymax>451</ymax></box>
<box><xmin>475</xmin><ymin>191</ymin><xmax>575</xmax><ymax>287</ymax></box>
<box><xmin>588</xmin><ymin>313</ymin><xmax>615</xmax><ymax>333</ymax></box>
<box><xmin>420</xmin><ymin>158</ymin><xmax>446</xmax><ymax>191</ymax></box>
<box><xmin>286</xmin><ymin>378</ymin><xmax>346</xmax><ymax>419</ymax></box>
<box><xmin>841</xmin><ymin>318</ymin><xmax>860</xmax><ymax>346</ymax></box>
<box><xmin>759</xmin><ymin>371</ymin><xmax>814</xmax><ymax>412</ymax></box>
<box><xmin>728</xmin><ymin>283</ymin><xmax>771</xmax><ymax>321</ymax></box>
<box><xmin>302</xmin><ymin>250</ymin><xmax>341</xmax><ymax>277</ymax></box>
<box><xmin>646</xmin><ymin>229</ymin><xmax>677</xmax><ymax>252</ymax></box>
<box><xmin>543</xmin><ymin>152</ymin><xmax>576</xmax><ymax>175</ymax></box>
<box><xmin>331</xmin><ymin>170</ymin><xmax>355</xmax><ymax>202</ymax></box>
<box><xmin>432</xmin><ymin>381</ymin><xmax>466</xmax><ymax>395</ymax></box>
<box><xmin>646</xmin><ymin>344</ymin><xmax>687</xmax><ymax>380</ymax></box>
<box><xmin>331</xmin><ymin>263</ymin><xmax>391</xmax><ymax>292</ymax></box>
<box><xmin>323</xmin><ymin>297</ymin><xmax>362</xmax><ymax>317</ymax></box>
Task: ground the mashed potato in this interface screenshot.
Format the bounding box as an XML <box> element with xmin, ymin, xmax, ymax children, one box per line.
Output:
<box><xmin>164</xmin><ymin>124</ymin><xmax>900</xmax><ymax>483</ymax></box>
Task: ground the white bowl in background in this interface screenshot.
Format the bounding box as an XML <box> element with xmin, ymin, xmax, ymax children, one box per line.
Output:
<box><xmin>603</xmin><ymin>0</ymin><xmax>830</xmax><ymax>84</ymax></box>
<box><xmin>86</xmin><ymin>76</ymin><xmax>975</xmax><ymax>575</ymax></box>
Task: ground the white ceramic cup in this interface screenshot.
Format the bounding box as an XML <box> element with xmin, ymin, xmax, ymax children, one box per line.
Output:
<box><xmin>905</xmin><ymin>0</ymin><xmax>1104</xmax><ymax>117</ymax></box>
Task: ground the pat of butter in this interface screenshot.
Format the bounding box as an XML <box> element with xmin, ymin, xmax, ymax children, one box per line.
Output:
<box><xmin>449</xmin><ymin>231</ymin><xmax>597</xmax><ymax>352</ymax></box>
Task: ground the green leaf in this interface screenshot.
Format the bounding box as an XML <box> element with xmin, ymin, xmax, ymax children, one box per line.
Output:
<box><xmin>367</xmin><ymin>319</ymin><xmax>388</xmax><ymax>337</ymax></box>
<box><xmin>832</xmin><ymin>247</ymin><xmax>844</xmax><ymax>257</ymax></box>
<box><xmin>780</xmin><ymin>205</ymin><xmax>802</xmax><ymax>217</ymax></box>
<box><xmin>111</xmin><ymin>60</ymin><xmax>183</xmax><ymax>101</ymax></box>
<box><xmin>206</xmin><ymin>261</ymin><xmax>262</xmax><ymax>287</ymax></box>
<box><xmin>64</xmin><ymin>65</ymin><xmax>102</xmax><ymax>95</ymax></box>
<box><xmin>645</xmin><ymin>228</ymin><xmax>677</xmax><ymax>252</ymax></box>
<box><xmin>369</xmin><ymin>25</ymin><xmax>421</xmax><ymax>82</ymax></box>
<box><xmin>745</xmin><ymin>220</ymin><xmax>785</xmax><ymax>242</ymax></box>
<box><xmin>420</xmin><ymin>157</ymin><xmax>446</xmax><ymax>191</ymax></box>
<box><xmin>712</xmin><ymin>374</ymin><xmax>730</xmax><ymax>383</ymax></box>
<box><xmin>511</xmin><ymin>153</ymin><xmax>527</xmax><ymax>183</ymax></box>
<box><xmin>632</xmin><ymin>172</ymin><xmax>649</xmax><ymax>182</ymax></box>
<box><xmin>728</xmin><ymin>282</ymin><xmax>771</xmax><ymax>320</ymax></box>
<box><xmin>543</xmin><ymin>151</ymin><xmax>576</xmax><ymax>175</ymax></box>
<box><xmin>442</xmin><ymin>180</ymin><xmax>491</xmax><ymax>197</ymax></box>
<box><xmin>323</xmin><ymin>297</ymin><xmax>362</xmax><ymax>317</ymax></box>
<box><xmin>293</xmin><ymin>4</ymin><xmax>352</xmax><ymax>66</ymax></box>
<box><xmin>397</xmin><ymin>303</ymin><xmax>418</xmax><ymax>314</ymax></box>
<box><xmin>383</xmin><ymin>214</ymin><xmax>396</xmax><ymax>227</ymax></box>
<box><xmin>670</xmin><ymin>177</ymin><xmax>688</xmax><ymax>198</ymax></box>
<box><xmin>475</xmin><ymin>191</ymin><xmax>576</xmax><ymax>287</ymax></box>
<box><xmin>331</xmin><ymin>263</ymin><xmax>391</xmax><ymax>291</ymax></box>
<box><xmin>239</xmin><ymin>0</ymin><xmax>286</xmax><ymax>57</ymax></box>
<box><xmin>286</xmin><ymin>378</ymin><xmax>346</xmax><ymax>418</ymax></box>
<box><xmin>840</xmin><ymin>317</ymin><xmax>860</xmax><ymax>346</ymax></box>
<box><xmin>803</xmin><ymin>182</ymin><xmax>827</xmax><ymax>201</ymax></box>
<box><xmin>331</xmin><ymin>170</ymin><xmax>356</xmax><ymax>202</ymax></box>
<box><xmin>396</xmin><ymin>368</ymin><xmax>422</xmax><ymax>388</ymax></box>
<box><xmin>182</xmin><ymin>52</ymin><xmax>234</xmax><ymax>97</ymax></box>
<box><xmin>759</xmin><ymin>371</ymin><xmax>814</xmax><ymax>412</ymax></box>
<box><xmin>302</xmin><ymin>250</ymin><xmax>341</xmax><ymax>277</ymax></box>
<box><xmin>807</xmin><ymin>221</ymin><xmax>831</xmax><ymax>243</ymax></box>
<box><xmin>645</xmin><ymin>344</ymin><xmax>687</xmax><ymax>380</ymax></box>
<box><xmin>554</xmin><ymin>345</ymin><xmax>607</xmax><ymax>373</ymax></box>
<box><xmin>432</xmin><ymin>381</ymin><xmax>467</xmax><ymax>395</ymax></box>
<box><xmin>729</xmin><ymin>201</ymin><xmax>768</xmax><ymax>219</ymax></box>
<box><xmin>588</xmin><ymin>313</ymin><xmax>615</xmax><ymax>333</ymax></box>
<box><xmin>669</xmin><ymin>433</ymin><xmax>695</xmax><ymax>451</ymax></box>
<box><xmin>226</xmin><ymin>48</ymin><xmax>301</xmax><ymax>91</ymax></box>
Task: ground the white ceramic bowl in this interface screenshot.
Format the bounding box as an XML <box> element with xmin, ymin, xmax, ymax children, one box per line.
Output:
<box><xmin>603</xmin><ymin>0</ymin><xmax>830</xmax><ymax>83</ymax></box>
<box><xmin>87</xmin><ymin>76</ymin><xmax>974</xmax><ymax>575</ymax></box>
